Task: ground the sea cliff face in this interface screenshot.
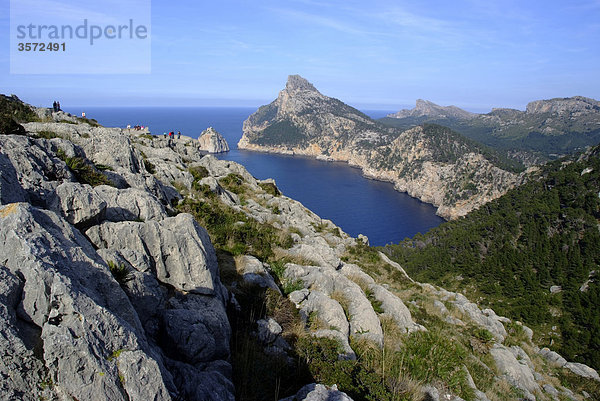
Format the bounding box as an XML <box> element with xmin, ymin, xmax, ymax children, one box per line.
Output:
<box><xmin>239</xmin><ymin>75</ymin><xmax>520</xmax><ymax>219</ymax></box>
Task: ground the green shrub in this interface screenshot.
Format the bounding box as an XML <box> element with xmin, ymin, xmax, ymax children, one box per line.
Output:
<box><xmin>295</xmin><ymin>336</ymin><xmax>392</xmax><ymax>401</ymax></box>
<box><xmin>259</xmin><ymin>182</ymin><xmax>281</xmax><ymax>196</ymax></box>
<box><xmin>143</xmin><ymin>159</ymin><xmax>156</xmax><ymax>174</ymax></box>
<box><xmin>189</xmin><ymin>165</ymin><xmax>209</xmax><ymax>181</ymax></box>
<box><xmin>365</xmin><ymin>288</ymin><xmax>384</xmax><ymax>314</ymax></box>
<box><xmin>95</xmin><ymin>164</ymin><xmax>113</xmax><ymax>171</ymax></box>
<box><xmin>219</xmin><ymin>173</ymin><xmax>246</xmax><ymax>194</ymax></box>
<box><xmin>33</xmin><ymin>130</ymin><xmax>61</xmax><ymax>139</ymax></box>
<box><xmin>108</xmin><ymin>261</ymin><xmax>133</xmax><ymax>284</ymax></box>
<box><xmin>0</xmin><ymin>117</ymin><xmax>26</xmax><ymax>135</ymax></box>
<box><xmin>399</xmin><ymin>330</ymin><xmax>474</xmax><ymax>400</ymax></box>
<box><xmin>283</xmin><ymin>279</ymin><xmax>304</xmax><ymax>296</ymax></box>
<box><xmin>75</xmin><ymin>116</ymin><xmax>100</xmax><ymax>127</ymax></box>
<box><xmin>472</xmin><ymin>327</ymin><xmax>494</xmax><ymax>343</ymax></box>
<box><xmin>177</xmin><ymin>197</ymin><xmax>286</xmax><ymax>261</ymax></box>
<box><xmin>56</xmin><ymin>150</ymin><xmax>114</xmax><ymax>187</ymax></box>
<box><xmin>503</xmin><ymin>321</ymin><xmax>529</xmax><ymax>347</ymax></box>
<box><xmin>0</xmin><ymin>95</ymin><xmax>38</xmax><ymax>123</ymax></box>
<box><xmin>192</xmin><ymin>182</ymin><xmax>215</xmax><ymax>198</ymax></box>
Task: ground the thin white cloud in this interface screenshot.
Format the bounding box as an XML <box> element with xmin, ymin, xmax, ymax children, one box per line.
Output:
<box><xmin>267</xmin><ymin>7</ymin><xmax>380</xmax><ymax>37</ymax></box>
<box><xmin>11</xmin><ymin>0</ymin><xmax>148</xmax><ymax>25</ymax></box>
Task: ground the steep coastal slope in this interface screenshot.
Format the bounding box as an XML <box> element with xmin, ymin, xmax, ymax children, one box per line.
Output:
<box><xmin>239</xmin><ymin>75</ymin><xmax>521</xmax><ymax>219</ymax></box>
<box><xmin>386</xmin><ymin>145</ymin><xmax>600</xmax><ymax>371</ymax></box>
<box><xmin>381</xmin><ymin>97</ymin><xmax>600</xmax><ymax>158</ymax></box>
<box><xmin>1</xmin><ymin>97</ymin><xmax>599</xmax><ymax>401</ymax></box>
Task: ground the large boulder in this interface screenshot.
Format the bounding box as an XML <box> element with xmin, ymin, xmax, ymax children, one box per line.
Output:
<box><xmin>235</xmin><ymin>255</ymin><xmax>280</xmax><ymax>292</ymax></box>
<box><xmin>490</xmin><ymin>344</ymin><xmax>539</xmax><ymax>400</ymax></box>
<box><xmin>339</xmin><ymin>263</ymin><xmax>422</xmax><ymax>333</ymax></box>
<box><xmin>162</xmin><ymin>294</ymin><xmax>231</xmax><ymax>364</ymax></box>
<box><xmin>86</xmin><ymin>213</ymin><xmax>226</xmax><ymax>299</ymax></box>
<box><xmin>284</xmin><ymin>263</ymin><xmax>383</xmax><ymax>345</ymax></box>
<box><xmin>298</xmin><ymin>290</ymin><xmax>349</xmax><ymax>336</ymax></box>
<box><xmin>0</xmin><ymin>135</ymin><xmax>73</xmax><ymax>207</ymax></box>
<box><xmin>48</xmin><ymin>182</ymin><xmax>107</xmax><ymax>226</ymax></box>
<box><xmin>436</xmin><ymin>289</ymin><xmax>507</xmax><ymax>342</ymax></box>
<box><xmin>94</xmin><ymin>185</ymin><xmax>167</xmax><ymax>222</ymax></box>
<box><xmin>564</xmin><ymin>362</ymin><xmax>600</xmax><ymax>382</ymax></box>
<box><xmin>118</xmin><ymin>171</ymin><xmax>181</xmax><ymax>207</ymax></box>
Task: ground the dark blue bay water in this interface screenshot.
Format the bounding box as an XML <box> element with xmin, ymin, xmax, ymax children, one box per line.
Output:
<box><xmin>67</xmin><ymin>106</ymin><xmax>444</xmax><ymax>246</ymax></box>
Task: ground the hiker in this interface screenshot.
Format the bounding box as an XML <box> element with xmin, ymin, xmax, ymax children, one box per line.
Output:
<box><xmin>177</xmin><ymin>131</ymin><xmax>181</xmax><ymax>139</ymax></box>
<box><xmin>52</xmin><ymin>101</ymin><xmax>57</xmax><ymax>112</ymax></box>
<box><xmin>56</xmin><ymin>101</ymin><xmax>61</xmax><ymax>111</ymax></box>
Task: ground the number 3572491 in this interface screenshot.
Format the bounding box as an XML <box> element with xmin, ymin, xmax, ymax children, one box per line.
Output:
<box><xmin>17</xmin><ymin>42</ymin><xmax>66</xmax><ymax>51</ymax></box>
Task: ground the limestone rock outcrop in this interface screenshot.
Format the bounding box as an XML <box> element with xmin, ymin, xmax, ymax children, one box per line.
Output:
<box><xmin>0</xmin><ymin>202</ymin><xmax>173</xmax><ymax>401</ymax></box>
<box><xmin>197</xmin><ymin>127</ymin><xmax>230</xmax><ymax>153</ymax></box>
<box><xmin>1</xmin><ymin>115</ymin><xmax>235</xmax><ymax>400</ymax></box>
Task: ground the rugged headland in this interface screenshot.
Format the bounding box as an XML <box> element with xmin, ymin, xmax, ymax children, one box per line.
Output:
<box><xmin>1</xmin><ymin>95</ymin><xmax>599</xmax><ymax>401</ymax></box>
<box><xmin>238</xmin><ymin>75</ymin><xmax>522</xmax><ymax>220</ymax></box>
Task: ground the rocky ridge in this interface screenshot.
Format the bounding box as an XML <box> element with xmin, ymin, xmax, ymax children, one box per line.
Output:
<box><xmin>238</xmin><ymin>75</ymin><xmax>522</xmax><ymax>219</ymax></box>
<box><xmin>0</xmin><ymin>102</ymin><xmax>598</xmax><ymax>400</ymax></box>
<box><xmin>388</xmin><ymin>99</ymin><xmax>476</xmax><ymax>120</ymax></box>
<box><xmin>383</xmin><ymin>96</ymin><xmax>600</xmax><ymax>158</ymax></box>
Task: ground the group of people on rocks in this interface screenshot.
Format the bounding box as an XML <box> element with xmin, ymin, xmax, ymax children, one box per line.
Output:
<box><xmin>52</xmin><ymin>101</ymin><xmax>61</xmax><ymax>112</ymax></box>
<box><xmin>163</xmin><ymin>131</ymin><xmax>181</xmax><ymax>147</ymax></box>
<box><xmin>127</xmin><ymin>124</ymin><xmax>146</xmax><ymax>131</ymax></box>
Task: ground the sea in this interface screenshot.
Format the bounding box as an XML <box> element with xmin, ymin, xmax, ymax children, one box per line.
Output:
<box><xmin>67</xmin><ymin>106</ymin><xmax>444</xmax><ymax>246</ymax></box>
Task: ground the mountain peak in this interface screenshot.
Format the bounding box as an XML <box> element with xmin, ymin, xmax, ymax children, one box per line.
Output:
<box><xmin>389</xmin><ymin>99</ymin><xmax>475</xmax><ymax>120</ymax></box>
<box><xmin>525</xmin><ymin>96</ymin><xmax>600</xmax><ymax>115</ymax></box>
<box><xmin>285</xmin><ymin>75</ymin><xmax>318</xmax><ymax>93</ymax></box>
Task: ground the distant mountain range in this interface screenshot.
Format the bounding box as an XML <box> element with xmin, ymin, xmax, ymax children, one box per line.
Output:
<box><xmin>381</xmin><ymin>96</ymin><xmax>600</xmax><ymax>159</ymax></box>
<box><xmin>239</xmin><ymin>75</ymin><xmax>522</xmax><ymax>219</ymax></box>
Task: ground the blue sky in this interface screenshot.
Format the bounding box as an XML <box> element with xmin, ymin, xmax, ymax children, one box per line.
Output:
<box><xmin>1</xmin><ymin>0</ymin><xmax>599</xmax><ymax>112</ymax></box>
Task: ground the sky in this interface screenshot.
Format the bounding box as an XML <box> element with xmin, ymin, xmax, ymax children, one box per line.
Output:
<box><xmin>1</xmin><ymin>0</ymin><xmax>599</xmax><ymax>112</ymax></box>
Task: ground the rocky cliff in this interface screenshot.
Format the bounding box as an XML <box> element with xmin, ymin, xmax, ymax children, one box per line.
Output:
<box><xmin>239</xmin><ymin>75</ymin><xmax>521</xmax><ymax>219</ymax></box>
<box><xmin>1</xmin><ymin>99</ymin><xmax>598</xmax><ymax>401</ymax></box>
<box><xmin>197</xmin><ymin>127</ymin><xmax>230</xmax><ymax>153</ymax></box>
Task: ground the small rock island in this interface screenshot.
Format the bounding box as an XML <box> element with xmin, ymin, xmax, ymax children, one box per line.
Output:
<box><xmin>197</xmin><ymin>127</ymin><xmax>229</xmax><ymax>153</ymax></box>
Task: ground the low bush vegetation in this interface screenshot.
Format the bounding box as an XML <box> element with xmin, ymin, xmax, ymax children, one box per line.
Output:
<box><xmin>56</xmin><ymin>149</ymin><xmax>114</xmax><ymax>187</ymax></box>
<box><xmin>259</xmin><ymin>181</ymin><xmax>281</xmax><ymax>196</ymax></box>
<box><xmin>219</xmin><ymin>173</ymin><xmax>247</xmax><ymax>195</ymax></box>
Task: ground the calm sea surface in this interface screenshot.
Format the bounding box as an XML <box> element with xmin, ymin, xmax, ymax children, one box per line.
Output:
<box><xmin>68</xmin><ymin>106</ymin><xmax>444</xmax><ymax>246</ymax></box>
